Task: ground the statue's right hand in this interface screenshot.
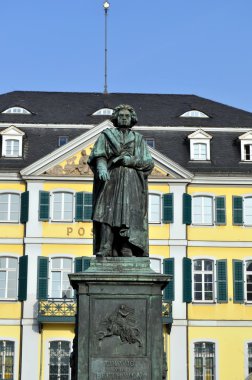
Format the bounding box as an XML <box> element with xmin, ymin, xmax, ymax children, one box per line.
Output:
<box><xmin>98</xmin><ymin>169</ymin><xmax>110</xmax><ymax>181</ymax></box>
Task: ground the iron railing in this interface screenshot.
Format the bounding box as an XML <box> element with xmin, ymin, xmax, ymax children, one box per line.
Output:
<box><xmin>38</xmin><ymin>298</ymin><xmax>76</xmax><ymax>323</ymax></box>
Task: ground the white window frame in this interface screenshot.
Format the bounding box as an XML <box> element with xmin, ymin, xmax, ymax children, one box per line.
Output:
<box><xmin>180</xmin><ymin>110</ymin><xmax>209</xmax><ymax>118</ymax></box>
<box><xmin>193</xmin><ymin>142</ymin><xmax>208</xmax><ymax>160</ymax></box>
<box><xmin>0</xmin><ymin>338</ymin><xmax>18</xmax><ymax>380</ymax></box>
<box><xmin>92</xmin><ymin>108</ymin><xmax>113</xmax><ymax>116</ymax></box>
<box><xmin>2</xmin><ymin>107</ymin><xmax>31</xmax><ymax>114</ymax></box>
<box><xmin>244</xmin><ymin>196</ymin><xmax>252</xmax><ymax>226</ymax></box>
<box><xmin>148</xmin><ymin>193</ymin><xmax>162</xmax><ymax>224</ymax></box>
<box><xmin>45</xmin><ymin>339</ymin><xmax>72</xmax><ymax>380</ymax></box>
<box><xmin>188</xmin><ymin>130</ymin><xmax>212</xmax><ymax>161</ymax></box>
<box><xmin>149</xmin><ymin>255</ymin><xmax>163</xmax><ymax>274</ymax></box>
<box><xmin>51</xmin><ymin>191</ymin><xmax>74</xmax><ymax>222</ymax></box>
<box><xmin>48</xmin><ymin>256</ymin><xmax>74</xmax><ymax>299</ymax></box>
<box><xmin>0</xmin><ymin>193</ymin><xmax>20</xmax><ymax>223</ymax></box>
<box><xmin>245</xmin><ymin>340</ymin><xmax>252</xmax><ymax>378</ymax></box>
<box><xmin>192</xmin><ymin>258</ymin><xmax>216</xmax><ymax>303</ymax></box>
<box><xmin>239</xmin><ymin>132</ymin><xmax>252</xmax><ymax>162</ymax></box>
<box><xmin>1</xmin><ymin>126</ymin><xmax>24</xmax><ymax>158</ymax></box>
<box><xmin>0</xmin><ymin>256</ymin><xmax>18</xmax><ymax>300</ymax></box>
<box><xmin>244</xmin><ymin>259</ymin><xmax>252</xmax><ymax>304</ymax></box>
<box><xmin>191</xmin><ymin>340</ymin><xmax>217</xmax><ymax>380</ymax></box>
<box><xmin>192</xmin><ymin>195</ymin><xmax>214</xmax><ymax>226</ymax></box>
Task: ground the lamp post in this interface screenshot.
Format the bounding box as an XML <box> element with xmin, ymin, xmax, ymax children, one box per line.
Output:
<box><xmin>103</xmin><ymin>1</ymin><xmax>110</xmax><ymax>94</ymax></box>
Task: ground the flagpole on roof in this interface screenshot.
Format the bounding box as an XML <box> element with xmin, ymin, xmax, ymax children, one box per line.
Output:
<box><xmin>103</xmin><ymin>1</ymin><xmax>110</xmax><ymax>94</ymax></box>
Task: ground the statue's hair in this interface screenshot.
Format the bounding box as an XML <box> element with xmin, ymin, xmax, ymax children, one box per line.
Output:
<box><xmin>111</xmin><ymin>104</ymin><xmax>138</xmax><ymax>127</ymax></box>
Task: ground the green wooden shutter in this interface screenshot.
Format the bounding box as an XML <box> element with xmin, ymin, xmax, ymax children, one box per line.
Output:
<box><xmin>183</xmin><ymin>193</ymin><xmax>192</xmax><ymax>225</ymax></box>
<box><xmin>18</xmin><ymin>256</ymin><xmax>28</xmax><ymax>301</ymax></box>
<box><xmin>215</xmin><ymin>196</ymin><xmax>226</xmax><ymax>225</ymax></box>
<box><xmin>83</xmin><ymin>193</ymin><xmax>93</xmax><ymax>220</ymax></box>
<box><xmin>233</xmin><ymin>196</ymin><xmax>243</xmax><ymax>225</ymax></box>
<box><xmin>75</xmin><ymin>257</ymin><xmax>91</xmax><ymax>272</ymax></box>
<box><xmin>75</xmin><ymin>192</ymin><xmax>84</xmax><ymax>221</ymax></box>
<box><xmin>20</xmin><ymin>191</ymin><xmax>29</xmax><ymax>223</ymax></box>
<box><xmin>39</xmin><ymin>191</ymin><xmax>50</xmax><ymax>221</ymax></box>
<box><xmin>233</xmin><ymin>259</ymin><xmax>244</xmax><ymax>303</ymax></box>
<box><xmin>37</xmin><ymin>257</ymin><xmax>49</xmax><ymax>299</ymax></box>
<box><xmin>183</xmin><ymin>257</ymin><xmax>192</xmax><ymax>303</ymax></box>
<box><xmin>163</xmin><ymin>258</ymin><xmax>174</xmax><ymax>301</ymax></box>
<box><xmin>216</xmin><ymin>259</ymin><xmax>228</xmax><ymax>303</ymax></box>
<box><xmin>163</xmin><ymin>193</ymin><xmax>173</xmax><ymax>223</ymax></box>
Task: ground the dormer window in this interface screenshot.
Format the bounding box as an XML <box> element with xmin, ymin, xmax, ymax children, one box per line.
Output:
<box><xmin>2</xmin><ymin>107</ymin><xmax>31</xmax><ymax>115</ymax></box>
<box><xmin>0</xmin><ymin>126</ymin><xmax>25</xmax><ymax>158</ymax></box>
<box><xmin>92</xmin><ymin>108</ymin><xmax>113</xmax><ymax>116</ymax></box>
<box><xmin>239</xmin><ymin>131</ymin><xmax>252</xmax><ymax>161</ymax></box>
<box><xmin>180</xmin><ymin>110</ymin><xmax>209</xmax><ymax>118</ymax></box>
<box><xmin>188</xmin><ymin>129</ymin><xmax>212</xmax><ymax>161</ymax></box>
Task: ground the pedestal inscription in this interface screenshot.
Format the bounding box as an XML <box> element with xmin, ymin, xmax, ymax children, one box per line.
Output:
<box><xmin>91</xmin><ymin>357</ymin><xmax>150</xmax><ymax>380</ymax></box>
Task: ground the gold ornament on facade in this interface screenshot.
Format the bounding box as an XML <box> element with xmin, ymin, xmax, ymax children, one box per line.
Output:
<box><xmin>45</xmin><ymin>150</ymin><xmax>93</xmax><ymax>176</ymax></box>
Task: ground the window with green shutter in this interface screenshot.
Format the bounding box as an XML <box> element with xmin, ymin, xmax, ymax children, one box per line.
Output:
<box><xmin>18</xmin><ymin>256</ymin><xmax>28</xmax><ymax>301</ymax></box>
<box><xmin>183</xmin><ymin>257</ymin><xmax>192</xmax><ymax>303</ymax></box>
<box><xmin>75</xmin><ymin>257</ymin><xmax>91</xmax><ymax>272</ymax></box>
<box><xmin>162</xmin><ymin>193</ymin><xmax>173</xmax><ymax>223</ymax></box>
<box><xmin>215</xmin><ymin>196</ymin><xmax>226</xmax><ymax>225</ymax></box>
<box><xmin>39</xmin><ymin>191</ymin><xmax>50</xmax><ymax>221</ymax></box>
<box><xmin>183</xmin><ymin>193</ymin><xmax>192</xmax><ymax>225</ymax></box>
<box><xmin>233</xmin><ymin>259</ymin><xmax>244</xmax><ymax>303</ymax></box>
<box><xmin>75</xmin><ymin>192</ymin><xmax>93</xmax><ymax>221</ymax></box>
<box><xmin>20</xmin><ymin>191</ymin><xmax>29</xmax><ymax>223</ymax></box>
<box><xmin>216</xmin><ymin>259</ymin><xmax>228</xmax><ymax>303</ymax></box>
<box><xmin>163</xmin><ymin>258</ymin><xmax>174</xmax><ymax>301</ymax></box>
<box><xmin>37</xmin><ymin>257</ymin><xmax>49</xmax><ymax>299</ymax></box>
<box><xmin>233</xmin><ymin>196</ymin><xmax>243</xmax><ymax>225</ymax></box>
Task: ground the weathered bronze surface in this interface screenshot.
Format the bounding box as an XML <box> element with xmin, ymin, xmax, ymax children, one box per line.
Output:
<box><xmin>69</xmin><ymin>257</ymin><xmax>170</xmax><ymax>380</ymax></box>
<box><xmin>88</xmin><ymin>105</ymin><xmax>154</xmax><ymax>257</ymax></box>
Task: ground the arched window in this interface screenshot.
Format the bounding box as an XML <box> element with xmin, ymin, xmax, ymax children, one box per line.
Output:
<box><xmin>0</xmin><ymin>340</ymin><xmax>15</xmax><ymax>379</ymax></box>
<box><xmin>50</xmin><ymin>257</ymin><xmax>73</xmax><ymax>298</ymax></box>
<box><xmin>192</xmin><ymin>142</ymin><xmax>207</xmax><ymax>160</ymax></box>
<box><xmin>148</xmin><ymin>193</ymin><xmax>161</xmax><ymax>223</ymax></box>
<box><xmin>0</xmin><ymin>257</ymin><xmax>18</xmax><ymax>298</ymax></box>
<box><xmin>180</xmin><ymin>110</ymin><xmax>209</xmax><ymax>118</ymax></box>
<box><xmin>0</xmin><ymin>193</ymin><xmax>20</xmax><ymax>222</ymax></box>
<box><xmin>49</xmin><ymin>340</ymin><xmax>71</xmax><ymax>380</ymax></box>
<box><xmin>52</xmin><ymin>192</ymin><xmax>73</xmax><ymax>221</ymax></box>
<box><xmin>193</xmin><ymin>259</ymin><xmax>214</xmax><ymax>302</ymax></box>
<box><xmin>192</xmin><ymin>196</ymin><xmax>213</xmax><ymax>225</ymax></box>
<box><xmin>92</xmin><ymin>108</ymin><xmax>113</xmax><ymax>116</ymax></box>
<box><xmin>2</xmin><ymin>106</ymin><xmax>31</xmax><ymax>114</ymax></box>
<box><xmin>5</xmin><ymin>139</ymin><xmax>20</xmax><ymax>157</ymax></box>
<box><xmin>194</xmin><ymin>342</ymin><xmax>216</xmax><ymax>379</ymax></box>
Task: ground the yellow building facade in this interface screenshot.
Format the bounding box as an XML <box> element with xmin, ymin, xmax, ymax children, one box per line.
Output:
<box><xmin>1</xmin><ymin>92</ymin><xmax>252</xmax><ymax>380</ymax></box>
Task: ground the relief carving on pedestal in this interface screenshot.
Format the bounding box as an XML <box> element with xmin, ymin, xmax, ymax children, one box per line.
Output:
<box><xmin>97</xmin><ymin>304</ymin><xmax>142</xmax><ymax>347</ymax></box>
<box><xmin>46</xmin><ymin>149</ymin><xmax>93</xmax><ymax>176</ymax></box>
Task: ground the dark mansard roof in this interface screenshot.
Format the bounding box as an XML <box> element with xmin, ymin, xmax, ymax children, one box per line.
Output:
<box><xmin>0</xmin><ymin>91</ymin><xmax>252</xmax><ymax>175</ymax></box>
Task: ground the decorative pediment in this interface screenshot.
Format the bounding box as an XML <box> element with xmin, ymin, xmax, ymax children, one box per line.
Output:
<box><xmin>45</xmin><ymin>147</ymin><xmax>93</xmax><ymax>176</ymax></box>
<box><xmin>239</xmin><ymin>131</ymin><xmax>252</xmax><ymax>140</ymax></box>
<box><xmin>0</xmin><ymin>125</ymin><xmax>25</xmax><ymax>136</ymax></box>
<box><xmin>20</xmin><ymin>120</ymin><xmax>193</xmax><ymax>181</ymax></box>
<box><xmin>188</xmin><ymin>129</ymin><xmax>212</xmax><ymax>140</ymax></box>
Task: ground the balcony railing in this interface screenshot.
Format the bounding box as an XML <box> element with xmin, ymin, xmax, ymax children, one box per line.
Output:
<box><xmin>38</xmin><ymin>298</ymin><xmax>77</xmax><ymax>323</ymax></box>
<box><xmin>38</xmin><ymin>298</ymin><xmax>173</xmax><ymax>328</ymax></box>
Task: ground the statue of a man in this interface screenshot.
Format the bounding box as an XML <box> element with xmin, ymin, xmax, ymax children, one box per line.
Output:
<box><xmin>88</xmin><ymin>105</ymin><xmax>154</xmax><ymax>257</ymax></box>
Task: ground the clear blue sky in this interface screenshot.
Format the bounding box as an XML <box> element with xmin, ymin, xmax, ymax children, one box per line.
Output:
<box><xmin>1</xmin><ymin>0</ymin><xmax>252</xmax><ymax>111</ymax></box>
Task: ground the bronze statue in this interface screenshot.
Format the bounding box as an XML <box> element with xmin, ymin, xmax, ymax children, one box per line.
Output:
<box><xmin>88</xmin><ymin>105</ymin><xmax>154</xmax><ymax>257</ymax></box>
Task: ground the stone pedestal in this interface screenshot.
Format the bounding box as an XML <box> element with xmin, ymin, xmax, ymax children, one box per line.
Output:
<box><xmin>69</xmin><ymin>257</ymin><xmax>170</xmax><ymax>380</ymax></box>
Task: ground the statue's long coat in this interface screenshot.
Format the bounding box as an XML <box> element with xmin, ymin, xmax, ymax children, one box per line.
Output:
<box><xmin>88</xmin><ymin>127</ymin><xmax>154</xmax><ymax>256</ymax></box>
